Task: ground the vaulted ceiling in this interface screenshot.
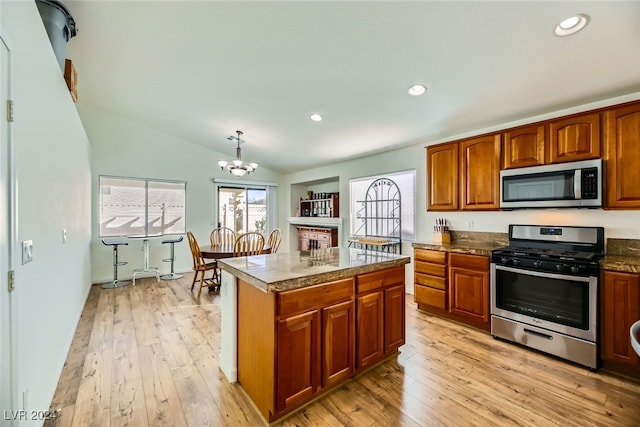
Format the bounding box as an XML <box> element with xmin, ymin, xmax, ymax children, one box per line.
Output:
<box><xmin>64</xmin><ymin>1</ymin><xmax>640</xmax><ymax>174</ymax></box>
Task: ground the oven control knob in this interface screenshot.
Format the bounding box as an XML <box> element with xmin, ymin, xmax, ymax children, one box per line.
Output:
<box><xmin>500</xmin><ymin>257</ymin><xmax>510</xmax><ymax>265</ymax></box>
<box><xmin>570</xmin><ymin>265</ymin><xmax>580</xmax><ymax>274</ymax></box>
<box><xmin>512</xmin><ymin>258</ymin><xmax>521</xmax><ymax>266</ymax></box>
<box><xmin>533</xmin><ymin>260</ymin><xmax>542</xmax><ymax>268</ymax></box>
<box><xmin>555</xmin><ymin>263</ymin><xmax>565</xmax><ymax>272</ymax></box>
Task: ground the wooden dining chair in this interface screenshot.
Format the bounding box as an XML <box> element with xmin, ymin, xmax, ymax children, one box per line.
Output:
<box><xmin>209</xmin><ymin>226</ymin><xmax>235</xmax><ymax>284</ymax></box>
<box><xmin>210</xmin><ymin>226</ymin><xmax>236</xmax><ymax>246</ymax></box>
<box><xmin>187</xmin><ymin>231</ymin><xmax>218</xmax><ymax>297</ymax></box>
<box><xmin>267</xmin><ymin>228</ymin><xmax>282</xmax><ymax>253</ymax></box>
<box><xmin>234</xmin><ymin>232</ymin><xmax>265</xmax><ymax>257</ymax></box>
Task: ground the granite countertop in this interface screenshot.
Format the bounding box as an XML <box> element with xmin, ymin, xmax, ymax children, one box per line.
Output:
<box><xmin>217</xmin><ymin>247</ymin><xmax>410</xmax><ymax>292</ymax></box>
<box><xmin>412</xmin><ymin>241</ymin><xmax>506</xmax><ymax>257</ymax></box>
<box><xmin>601</xmin><ymin>255</ymin><xmax>640</xmax><ymax>273</ymax></box>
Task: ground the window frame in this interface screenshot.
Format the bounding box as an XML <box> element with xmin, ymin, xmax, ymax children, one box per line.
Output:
<box><xmin>349</xmin><ymin>169</ymin><xmax>416</xmax><ymax>242</ymax></box>
<box><xmin>98</xmin><ymin>175</ymin><xmax>187</xmax><ymax>238</ymax></box>
<box><xmin>213</xmin><ymin>179</ymin><xmax>278</xmax><ymax>237</ymax></box>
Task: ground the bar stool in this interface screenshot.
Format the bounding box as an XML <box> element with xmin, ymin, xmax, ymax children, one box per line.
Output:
<box><xmin>160</xmin><ymin>235</ymin><xmax>184</xmax><ymax>280</ymax></box>
<box><xmin>101</xmin><ymin>239</ymin><xmax>131</xmax><ymax>289</ymax></box>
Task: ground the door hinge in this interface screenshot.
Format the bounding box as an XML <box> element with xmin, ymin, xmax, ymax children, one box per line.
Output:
<box><xmin>8</xmin><ymin>270</ymin><xmax>14</xmax><ymax>292</ymax></box>
<box><xmin>7</xmin><ymin>99</ymin><xmax>14</xmax><ymax>122</ymax></box>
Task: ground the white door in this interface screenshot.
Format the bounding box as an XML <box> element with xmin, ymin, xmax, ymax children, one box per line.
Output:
<box><xmin>0</xmin><ymin>32</ymin><xmax>16</xmax><ymax>421</ymax></box>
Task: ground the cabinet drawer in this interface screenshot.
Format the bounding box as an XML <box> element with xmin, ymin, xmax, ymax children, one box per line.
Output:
<box><xmin>357</xmin><ymin>266</ymin><xmax>405</xmax><ymax>294</ymax></box>
<box><xmin>415</xmin><ymin>285</ymin><xmax>446</xmax><ymax>310</ymax></box>
<box><xmin>415</xmin><ymin>260</ymin><xmax>446</xmax><ymax>277</ymax></box>
<box><xmin>278</xmin><ymin>278</ymin><xmax>354</xmax><ymax>317</ymax></box>
<box><xmin>414</xmin><ymin>249</ymin><xmax>446</xmax><ymax>264</ymax></box>
<box><xmin>449</xmin><ymin>253</ymin><xmax>489</xmax><ymax>270</ymax></box>
<box><xmin>317</xmin><ymin>233</ymin><xmax>330</xmax><ymax>242</ymax></box>
<box><xmin>414</xmin><ymin>273</ymin><xmax>446</xmax><ymax>290</ymax></box>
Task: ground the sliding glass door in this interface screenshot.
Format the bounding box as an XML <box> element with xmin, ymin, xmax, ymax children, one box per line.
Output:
<box><xmin>217</xmin><ymin>186</ymin><xmax>267</xmax><ymax>235</ymax></box>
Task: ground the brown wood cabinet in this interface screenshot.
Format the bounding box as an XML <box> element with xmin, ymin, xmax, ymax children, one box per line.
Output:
<box><xmin>601</xmin><ymin>270</ymin><xmax>640</xmax><ymax>376</ymax></box>
<box><xmin>356</xmin><ymin>266</ymin><xmax>406</xmax><ymax>370</ymax></box>
<box><xmin>276</xmin><ymin>309</ymin><xmax>319</xmax><ymax>411</ymax></box>
<box><xmin>427</xmin><ymin>142</ymin><xmax>459</xmax><ymax>211</ymax></box>
<box><xmin>448</xmin><ymin>253</ymin><xmax>490</xmax><ymax>324</ymax></box>
<box><xmin>548</xmin><ymin>112</ymin><xmax>600</xmax><ymax>163</ymax></box>
<box><xmin>414</xmin><ymin>248</ymin><xmax>490</xmax><ymax>331</ymax></box>
<box><xmin>414</xmin><ymin>248</ymin><xmax>447</xmax><ymax>310</ymax></box>
<box><xmin>237</xmin><ymin>264</ymin><xmax>406</xmax><ymax>423</ymax></box>
<box><xmin>297</xmin><ymin>226</ymin><xmax>338</xmax><ymax>250</ymax></box>
<box><xmin>502</xmin><ymin>123</ymin><xmax>546</xmax><ymax>169</ymax></box>
<box><xmin>460</xmin><ymin>134</ymin><xmax>501</xmax><ymax>210</ymax></box>
<box><xmin>604</xmin><ymin>102</ymin><xmax>640</xmax><ymax>209</ymax></box>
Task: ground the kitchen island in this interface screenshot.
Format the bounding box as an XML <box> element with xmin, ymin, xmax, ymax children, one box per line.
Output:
<box><xmin>217</xmin><ymin>247</ymin><xmax>410</xmax><ymax>423</ymax></box>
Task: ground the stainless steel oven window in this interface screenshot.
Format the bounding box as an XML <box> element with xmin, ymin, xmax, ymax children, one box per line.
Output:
<box><xmin>490</xmin><ymin>264</ymin><xmax>597</xmax><ymax>342</ymax></box>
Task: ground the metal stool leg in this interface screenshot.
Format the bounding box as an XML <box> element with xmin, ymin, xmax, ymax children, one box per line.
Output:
<box><xmin>101</xmin><ymin>243</ymin><xmax>131</xmax><ymax>289</ymax></box>
<box><xmin>161</xmin><ymin>241</ymin><xmax>183</xmax><ymax>280</ymax></box>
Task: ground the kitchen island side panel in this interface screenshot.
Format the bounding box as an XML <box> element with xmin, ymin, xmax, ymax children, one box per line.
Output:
<box><xmin>237</xmin><ymin>279</ymin><xmax>276</xmax><ymax>420</ymax></box>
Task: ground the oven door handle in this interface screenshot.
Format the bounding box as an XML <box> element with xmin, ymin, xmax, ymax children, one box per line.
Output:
<box><xmin>493</xmin><ymin>264</ymin><xmax>592</xmax><ymax>283</ymax></box>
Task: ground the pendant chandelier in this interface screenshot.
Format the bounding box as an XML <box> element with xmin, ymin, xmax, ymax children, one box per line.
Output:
<box><xmin>217</xmin><ymin>130</ymin><xmax>259</xmax><ymax>177</ymax></box>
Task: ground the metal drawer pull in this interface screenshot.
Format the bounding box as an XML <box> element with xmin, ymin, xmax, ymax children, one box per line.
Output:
<box><xmin>524</xmin><ymin>328</ymin><xmax>553</xmax><ymax>340</ymax></box>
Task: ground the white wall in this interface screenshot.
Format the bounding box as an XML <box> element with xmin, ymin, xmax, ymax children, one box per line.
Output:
<box><xmin>79</xmin><ymin>105</ymin><xmax>283</xmax><ymax>284</ymax></box>
<box><xmin>2</xmin><ymin>1</ymin><xmax>92</xmax><ymax>424</ymax></box>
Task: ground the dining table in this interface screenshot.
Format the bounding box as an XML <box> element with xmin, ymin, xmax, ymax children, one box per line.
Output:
<box><xmin>199</xmin><ymin>243</ymin><xmax>271</xmax><ymax>292</ymax></box>
<box><xmin>200</xmin><ymin>243</ymin><xmax>271</xmax><ymax>259</ymax></box>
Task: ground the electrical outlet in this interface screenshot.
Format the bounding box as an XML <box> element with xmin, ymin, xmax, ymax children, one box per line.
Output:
<box><xmin>62</xmin><ymin>228</ymin><xmax>67</xmax><ymax>243</ymax></box>
<box><xmin>22</xmin><ymin>240</ymin><xmax>33</xmax><ymax>264</ymax></box>
<box><xmin>466</xmin><ymin>221</ymin><xmax>474</xmax><ymax>230</ymax></box>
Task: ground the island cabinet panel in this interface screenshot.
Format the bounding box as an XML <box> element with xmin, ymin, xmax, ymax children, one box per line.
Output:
<box><xmin>356</xmin><ymin>266</ymin><xmax>406</xmax><ymax>370</ymax></box>
<box><xmin>502</xmin><ymin>123</ymin><xmax>546</xmax><ymax>169</ymax></box>
<box><xmin>448</xmin><ymin>253</ymin><xmax>490</xmax><ymax>325</ymax></box>
<box><xmin>548</xmin><ymin>112</ymin><xmax>600</xmax><ymax>163</ymax></box>
<box><xmin>322</xmin><ymin>300</ymin><xmax>355</xmax><ymax>388</ymax></box>
<box><xmin>601</xmin><ymin>270</ymin><xmax>640</xmax><ymax>373</ymax></box>
<box><xmin>356</xmin><ymin>291</ymin><xmax>384</xmax><ymax>369</ymax></box>
<box><xmin>236</xmin><ymin>263</ymin><xmax>407</xmax><ymax>423</ymax></box>
<box><xmin>427</xmin><ymin>142</ymin><xmax>459</xmax><ymax>211</ymax></box>
<box><xmin>384</xmin><ymin>284</ymin><xmax>406</xmax><ymax>353</ymax></box>
<box><xmin>604</xmin><ymin>102</ymin><xmax>640</xmax><ymax>209</ymax></box>
<box><xmin>276</xmin><ymin>310</ymin><xmax>320</xmax><ymax>412</ymax></box>
<box><xmin>237</xmin><ymin>280</ymin><xmax>276</xmax><ymax>421</ymax></box>
<box><xmin>460</xmin><ymin>134</ymin><xmax>501</xmax><ymax>210</ymax></box>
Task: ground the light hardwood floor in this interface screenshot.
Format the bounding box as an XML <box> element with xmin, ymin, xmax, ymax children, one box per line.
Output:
<box><xmin>44</xmin><ymin>274</ymin><xmax>640</xmax><ymax>427</ymax></box>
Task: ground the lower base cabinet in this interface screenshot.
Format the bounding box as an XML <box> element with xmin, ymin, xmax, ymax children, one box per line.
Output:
<box><xmin>601</xmin><ymin>270</ymin><xmax>640</xmax><ymax>378</ymax></box>
<box><xmin>413</xmin><ymin>248</ymin><xmax>490</xmax><ymax>331</ymax></box>
<box><xmin>356</xmin><ymin>267</ymin><xmax>406</xmax><ymax>369</ymax></box>
<box><xmin>238</xmin><ymin>265</ymin><xmax>406</xmax><ymax>422</ymax></box>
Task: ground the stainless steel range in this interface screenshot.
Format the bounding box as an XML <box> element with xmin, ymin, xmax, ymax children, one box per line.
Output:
<box><xmin>490</xmin><ymin>224</ymin><xmax>604</xmax><ymax>369</ymax></box>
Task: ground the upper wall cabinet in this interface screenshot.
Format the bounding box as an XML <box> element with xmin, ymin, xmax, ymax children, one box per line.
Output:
<box><xmin>604</xmin><ymin>102</ymin><xmax>640</xmax><ymax>209</ymax></box>
<box><xmin>548</xmin><ymin>112</ymin><xmax>601</xmax><ymax>163</ymax></box>
<box><xmin>460</xmin><ymin>135</ymin><xmax>501</xmax><ymax>210</ymax></box>
<box><xmin>426</xmin><ymin>135</ymin><xmax>500</xmax><ymax>211</ymax></box>
<box><xmin>427</xmin><ymin>142</ymin><xmax>459</xmax><ymax>211</ymax></box>
<box><xmin>502</xmin><ymin>124</ymin><xmax>546</xmax><ymax>169</ymax></box>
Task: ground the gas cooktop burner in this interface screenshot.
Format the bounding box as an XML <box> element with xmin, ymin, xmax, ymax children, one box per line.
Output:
<box><xmin>496</xmin><ymin>247</ymin><xmax>598</xmax><ymax>261</ymax></box>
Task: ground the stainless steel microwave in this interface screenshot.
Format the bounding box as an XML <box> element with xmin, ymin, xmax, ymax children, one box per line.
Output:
<box><xmin>500</xmin><ymin>159</ymin><xmax>602</xmax><ymax>209</ymax></box>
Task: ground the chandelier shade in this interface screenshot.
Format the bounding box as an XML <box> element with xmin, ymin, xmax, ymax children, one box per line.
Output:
<box><xmin>218</xmin><ymin>130</ymin><xmax>259</xmax><ymax>177</ymax></box>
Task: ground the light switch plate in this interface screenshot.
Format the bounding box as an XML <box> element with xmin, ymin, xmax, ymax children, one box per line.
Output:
<box><xmin>22</xmin><ymin>240</ymin><xmax>33</xmax><ymax>264</ymax></box>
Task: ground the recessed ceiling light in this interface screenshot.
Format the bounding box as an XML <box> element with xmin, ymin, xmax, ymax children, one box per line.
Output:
<box><xmin>310</xmin><ymin>113</ymin><xmax>322</xmax><ymax>122</ymax></box>
<box><xmin>555</xmin><ymin>14</ymin><xmax>589</xmax><ymax>36</ymax></box>
<box><xmin>408</xmin><ymin>84</ymin><xmax>427</xmax><ymax>96</ymax></box>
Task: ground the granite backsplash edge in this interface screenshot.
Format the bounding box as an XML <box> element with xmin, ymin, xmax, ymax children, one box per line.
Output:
<box><xmin>606</xmin><ymin>238</ymin><xmax>640</xmax><ymax>257</ymax></box>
